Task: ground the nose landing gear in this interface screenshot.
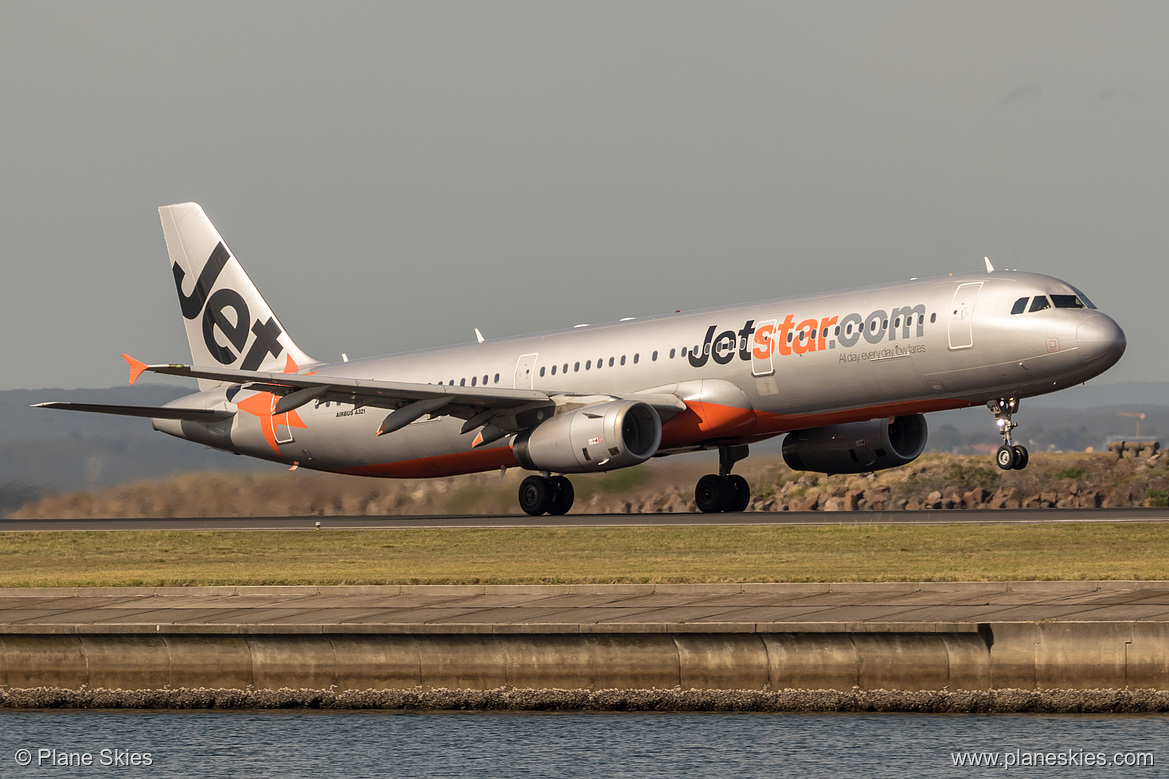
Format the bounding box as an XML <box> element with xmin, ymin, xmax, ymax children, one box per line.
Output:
<box><xmin>695</xmin><ymin>444</ymin><xmax>752</xmax><ymax>513</ymax></box>
<box><xmin>989</xmin><ymin>398</ymin><xmax>1029</xmax><ymax>470</ymax></box>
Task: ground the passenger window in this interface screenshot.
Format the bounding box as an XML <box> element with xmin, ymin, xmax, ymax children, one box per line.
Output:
<box><xmin>471</xmin><ymin>376</ymin><xmax>477</xmax><ymax>386</ymax></box>
<box><xmin>609</xmin><ymin>357</ymin><xmax>615</xmax><ymax>367</ymax></box>
<box><xmin>1011</xmin><ymin>297</ymin><xmax>1029</xmax><ymax>315</ymax></box>
<box><xmin>586</xmin><ymin>360</ymin><xmax>591</xmax><ymax>370</ymax></box>
<box><xmin>550</xmin><ymin>365</ymin><xmax>556</xmax><ymax>376</ymax></box>
<box><xmin>670</xmin><ymin>348</ymin><xmax>676</xmax><ymax>359</ymax></box>
<box><xmin>620</xmin><ymin>355</ymin><xmax>626</xmax><ymax>366</ymax></box>
<box><xmin>1029</xmin><ymin>296</ymin><xmax>1051</xmax><ymax>313</ymax></box>
<box><xmin>652</xmin><ymin>351</ymin><xmax>658</xmax><ymax>361</ymax></box>
<box><xmin>574</xmin><ymin>362</ymin><xmax>580</xmax><ymax>372</ymax></box>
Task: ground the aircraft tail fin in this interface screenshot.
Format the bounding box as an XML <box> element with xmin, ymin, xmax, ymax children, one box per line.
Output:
<box><xmin>158</xmin><ymin>203</ymin><xmax>318</xmax><ymax>391</ymax></box>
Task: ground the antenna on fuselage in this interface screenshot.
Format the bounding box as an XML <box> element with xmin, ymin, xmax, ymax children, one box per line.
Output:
<box><xmin>984</xmin><ymin>257</ymin><xmax>995</xmax><ymax>273</ymax></box>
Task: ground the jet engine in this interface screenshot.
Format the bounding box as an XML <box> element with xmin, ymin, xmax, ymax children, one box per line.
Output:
<box><xmin>782</xmin><ymin>414</ymin><xmax>928</xmax><ymax>474</ymax></box>
<box><xmin>514</xmin><ymin>400</ymin><xmax>662</xmax><ymax>473</ymax></box>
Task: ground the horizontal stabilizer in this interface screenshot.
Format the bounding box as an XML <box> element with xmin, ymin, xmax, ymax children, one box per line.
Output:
<box><xmin>33</xmin><ymin>402</ymin><xmax>235</xmax><ymax>422</ymax></box>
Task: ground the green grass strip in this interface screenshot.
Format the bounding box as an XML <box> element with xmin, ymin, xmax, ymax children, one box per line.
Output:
<box><xmin>2</xmin><ymin>523</ymin><xmax>1167</xmax><ymax>587</ymax></box>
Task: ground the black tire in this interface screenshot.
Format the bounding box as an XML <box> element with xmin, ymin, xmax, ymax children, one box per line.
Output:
<box><xmin>1012</xmin><ymin>445</ymin><xmax>1029</xmax><ymax>470</ymax></box>
<box><xmin>548</xmin><ymin>476</ymin><xmax>575</xmax><ymax>516</ymax></box>
<box><xmin>695</xmin><ymin>474</ymin><xmax>726</xmax><ymax>513</ymax></box>
<box><xmin>519</xmin><ymin>475</ymin><xmax>553</xmax><ymax>516</ymax></box>
<box><xmin>995</xmin><ymin>445</ymin><xmax>1015</xmax><ymax>471</ymax></box>
<box><xmin>725</xmin><ymin>474</ymin><xmax>751</xmax><ymax>512</ymax></box>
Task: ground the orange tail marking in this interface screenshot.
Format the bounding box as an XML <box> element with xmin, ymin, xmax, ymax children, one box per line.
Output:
<box><xmin>122</xmin><ymin>354</ymin><xmax>149</xmax><ymax>386</ymax></box>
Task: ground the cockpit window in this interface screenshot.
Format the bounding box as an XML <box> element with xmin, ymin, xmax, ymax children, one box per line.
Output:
<box><xmin>1011</xmin><ymin>297</ymin><xmax>1029</xmax><ymax>315</ymax></box>
<box><xmin>1029</xmin><ymin>296</ymin><xmax>1052</xmax><ymax>313</ymax></box>
<box><xmin>1069</xmin><ymin>285</ymin><xmax>1097</xmax><ymax>309</ymax></box>
<box><xmin>1051</xmin><ymin>294</ymin><xmax>1087</xmax><ymax>309</ymax></box>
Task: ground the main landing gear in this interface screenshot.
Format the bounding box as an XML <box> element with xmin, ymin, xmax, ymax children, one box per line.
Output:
<box><xmin>695</xmin><ymin>444</ymin><xmax>752</xmax><ymax>513</ymax></box>
<box><xmin>989</xmin><ymin>397</ymin><xmax>1029</xmax><ymax>471</ymax></box>
<box><xmin>518</xmin><ymin>473</ymin><xmax>575</xmax><ymax>516</ymax></box>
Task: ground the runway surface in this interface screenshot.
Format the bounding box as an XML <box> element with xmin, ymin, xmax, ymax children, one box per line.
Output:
<box><xmin>0</xmin><ymin>507</ymin><xmax>1166</xmax><ymax>531</ymax></box>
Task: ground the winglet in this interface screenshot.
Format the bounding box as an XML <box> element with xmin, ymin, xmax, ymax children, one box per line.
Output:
<box><xmin>984</xmin><ymin>256</ymin><xmax>995</xmax><ymax>273</ymax></box>
<box><xmin>122</xmin><ymin>354</ymin><xmax>149</xmax><ymax>385</ymax></box>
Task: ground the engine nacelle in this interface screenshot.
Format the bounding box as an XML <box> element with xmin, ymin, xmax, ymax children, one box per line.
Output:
<box><xmin>514</xmin><ymin>400</ymin><xmax>662</xmax><ymax>473</ymax></box>
<box><xmin>782</xmin><ymin>414</ymin><xmax>928</xmax><ymax>474</ymax></box>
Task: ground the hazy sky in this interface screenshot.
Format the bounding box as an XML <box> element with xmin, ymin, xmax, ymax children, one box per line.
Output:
<box><xmin>2</xmin><ymin>1</ymin><xmax>1165</xmax><ymax>391</ymax></box>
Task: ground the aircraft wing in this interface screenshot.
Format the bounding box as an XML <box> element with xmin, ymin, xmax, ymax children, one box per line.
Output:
<box><xmin>32</xmin><ymin>402</ymin><xmax>234</xmax><ymax>422</ymax></box>
<box><xmin>125</xmin><ymin>357</ymin><xmax>685</xmax><ymax>436</ymax></box>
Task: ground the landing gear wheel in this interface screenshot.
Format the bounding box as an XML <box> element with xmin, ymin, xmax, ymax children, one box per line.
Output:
<box><xmin>1011</xmin><ymin>444</ymin><xmax>1029</xmax><ymax>470</ymax></box>
<box><xmin>995</xmin><ymin>445</ymin><xmax>1015</xmax><ymax>471</ymax></box>
<box><xmin>725</xmin><ymin>474</ymin><xmax>751</xmax><ymax>512</ymax></box>
<box><xmin>518</xmin><ymin>475</ymin><xmax>553</xmax><ymax>516</ymax></box>
<box><xmin>989</xmin><ymin>398</ymin><xmax>1026</xmax><ymax>472</ymax></box>
<box><xmin>695</xmin><ymin>474</ymin><xmax>727</xmax><ymax>514</ymax></box>
<box><xmin>547</xmin><ymin>476</ymin><xmax>575</xmax><ymax>516</ymax></box>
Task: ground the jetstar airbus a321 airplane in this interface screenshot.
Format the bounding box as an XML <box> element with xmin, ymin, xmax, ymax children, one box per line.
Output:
<box><xmin>38</xmin><ymin>203</ymin><xmax>1126</xmax><ymax>515</ymax></box>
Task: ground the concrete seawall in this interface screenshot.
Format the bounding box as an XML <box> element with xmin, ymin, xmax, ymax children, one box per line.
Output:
<box><xmin>2</xmin><ymin>583</ymin><xmax>1168</xmax><ymax>693</ymax></box>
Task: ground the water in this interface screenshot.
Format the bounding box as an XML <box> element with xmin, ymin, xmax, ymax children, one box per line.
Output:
<box><xmin>1</xmin><ymin>710</ymin><xmax>1165</xmax><ymax>778</ymax></box>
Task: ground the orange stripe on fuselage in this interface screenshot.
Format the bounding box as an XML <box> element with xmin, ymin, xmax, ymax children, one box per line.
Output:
<box><xmin>332</xmin><ymin>446</ymin><xmax>520</xmax><ymax>479</ymax></box>
<box><xmin>660</xmin><ymin>397</ymin><xmax>976</xmax><ymax>448</ymax></box>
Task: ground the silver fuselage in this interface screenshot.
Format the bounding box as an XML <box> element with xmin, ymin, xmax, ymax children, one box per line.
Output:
<box><xmin>155</xmin><ymin>270</ymin><xmax>1125</xmax><ymax>478</ymax></box>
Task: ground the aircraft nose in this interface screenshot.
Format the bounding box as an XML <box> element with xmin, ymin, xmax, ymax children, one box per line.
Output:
<box><xmin>1076</xmin><ymin>313</ymin><xmax>1126</xmax><ymax>366</ymax></box>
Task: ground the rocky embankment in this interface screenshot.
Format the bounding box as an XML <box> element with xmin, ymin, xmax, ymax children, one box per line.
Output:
<box><xmin>4</xmin><ymin>686</ymin><xmax>1169</xmax><ymax>713</ymax></box>
<box><xmin>7</xmin><ymin>446</ymin><xmax>1166</xmax><ymax>519</ymax></box>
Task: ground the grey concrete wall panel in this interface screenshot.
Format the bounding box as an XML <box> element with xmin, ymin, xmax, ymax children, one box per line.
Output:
<box><xmin>762</xmin><ymin>634</ymin><xmax>861</xmax><ymax>690</ymax></box>
<box><xmin>0</xmin><ymin>635</ymin><xmax>88</xmax><ymax>688</ymax></box>
<box><xmin>674</xmin><ymin>634</ymin><xmax>768</xmax><ymax>690</ymax></box>
<box><xmin>165</xmin><ymin>635</ymin><xmax>254</xmax><ymax>689</ymax></box>
<box><xmin>1128</xmin><ymin>622</ymin><xmax>1169</xmax><ymax>689</ymax></box>
<box><xmin>938</xmin><ymin>630</ymin><xmax>993</xmax><ymax>690</ymax></box>
<box><xmin>329</xmin><ymin>635</ymin><xmax>423</xmax><ymax>690</ymax></box>
<box><xmin>853</xmin><ymin>633</ymin><xmax>953</xmax><ymax>691</ymax></box>
<box><xmin>985</xmin><ymin>623</ymin><xmax>1039</xmax><ymax>690</ymax></box>
<box><xmin>247</xmin><ymin>636</ymin><xmax>339</xmax><ymax>690</ymax></box>
<box><xmin>1032</xmin><ymin>622</ymin><xmax>1130</xmax><ymax>690</ymax></box>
